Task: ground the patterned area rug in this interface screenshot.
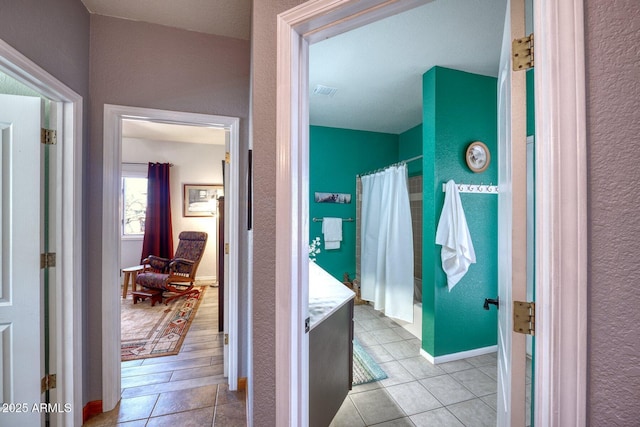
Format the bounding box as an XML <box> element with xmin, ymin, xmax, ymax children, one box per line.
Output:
<box><xmin>121</xmin><ymin>286</ymin><xmax>206</xmax><ymax>361</ymax></box>
<box><xmin>352</xmin><ymin>339</ymin><xmax>387</xmax><ymax>386</ymax></box>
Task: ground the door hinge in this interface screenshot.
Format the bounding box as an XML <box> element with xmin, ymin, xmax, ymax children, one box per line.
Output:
<box><xmin>41</xmin><ymin>374</ymin><xmax>57</xmax><ymax>393</ymax></box>
<box><xmin>305</xmin><ymin>317</ymin><xmax>310</xmax><ymax>333</ymax></box>
<box><xmin>225</xmin><ymin>152</ymin><xmax>230</xmax><ymax>164</ymax></box>
<box><xmin>513</xmin><ymin>301</ymin><xmax>535</xmax><ymax>335</ymax></box>
<box><xmin>40</xmin><ymin>252</ymin><xmax>56</xmax><ymax>269</ymax></box>
<box><xmin>225</xmin><ymin>243</ymin><xmax>229</xmax><ymax>254</ymax></box>
<box><xmin>512</xmin><ymin>33</ymin><xmax>534</xmax><ymax>71</ymax></box>
<box><xmin>41</xmin><ymin>128</ymin><xmax>57</xmax><ymax>145</ymax></box>
<box><xmin>224</xmin><ymin>334</ymin><xmax>229</xmax><ymax>345</ymax></box>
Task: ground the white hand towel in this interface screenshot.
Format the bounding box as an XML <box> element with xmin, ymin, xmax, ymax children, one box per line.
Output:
<box><xmin>436</xmin><ymin>180</ymin><xmax>476</xmax><ymax>291</ymax></box>
<box><xmin>322</xmin><ymin>217</ymin><xmax>343</xmax><ymax>250</ymax></box>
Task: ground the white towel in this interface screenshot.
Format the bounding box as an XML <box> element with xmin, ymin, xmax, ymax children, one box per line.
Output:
<box><xmin>322</xmin><ymin>217</ymin><xmax>343</xmax><ymax>250</ymax></box>
<box><xmin>436</xmin><ymin>180</ymin><xmax>476</xmax><ymax>291</ymax></box>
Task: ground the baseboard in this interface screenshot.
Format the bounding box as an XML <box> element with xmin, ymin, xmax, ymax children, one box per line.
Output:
<box><xmin>420</xmin><ymin>345</ymin><xmax>497</xmax><ymax>364</ymax></box>
<box><xmin>83</xmin><ymin>400</ymin><xmax>103</xmax><ymax>423</ymax></box>
<box><xmin>238</xmin><ymin>377</ymin><xmax>247</xmax><ymax>392</ymax></box>
<box><xmin>195</xmin><ymin>275</ymin><xmax>216</xmax><ymax>283</ymax></box>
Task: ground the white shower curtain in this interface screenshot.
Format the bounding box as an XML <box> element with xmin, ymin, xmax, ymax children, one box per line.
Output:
<box><xmin>360</xmin><ymin>164</ymin><xmax>414</xmax><ymax>322</ymax></box>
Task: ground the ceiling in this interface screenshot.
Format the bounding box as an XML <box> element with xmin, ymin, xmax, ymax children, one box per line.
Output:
<box><xmin>122</xmin><ymin>120</ymin><xmax>226</xmax><ymax>145</ymax></box>
<box><xmin>82</xmin><ymin>0</ymin><xmax>507</xmax><ymax>136</ymax></box>
<box><xmin>309</xmin><ymin>0</ymin><xmax>507</xmax><ymax>134</ymax></box>
<box><xmin>80</xmin><ymin>0</ymin><xmax>251</xmax><ymax>40</ymax></box>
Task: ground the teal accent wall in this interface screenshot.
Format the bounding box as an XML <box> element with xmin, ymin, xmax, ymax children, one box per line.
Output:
<box><xmin>309</xmin><ymin>126</ymin><xmax>399</xmax><ymax>280</ymax></box>
<box><xmin>399</xmin><ymin>124</ymin><xmax>423</xmax><ymax>176</ymax></box>
<box><xmin>422</xmin><ymin>67</ymin><xmax>498</xmax><ymax>357</ymax></box>
<box><xmin>527</xmin><ymin>69</ymin><xmax>535</xmax><ymax>136</ymax></box>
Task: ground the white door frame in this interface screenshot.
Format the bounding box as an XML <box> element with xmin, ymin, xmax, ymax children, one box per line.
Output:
<box><xmin>0</xmin><ymin>39</ymin><xmax>84</xmax><ymax>427</ymax></box>
<box><xmin>274</xmin><ymin>0</ymin><xmax>587</xmax><ymax>426</ymax></box>
<box><xmin>101</xmin><ymin>105</ymin><xmax>240</xmax><ymax>411</ymax></box>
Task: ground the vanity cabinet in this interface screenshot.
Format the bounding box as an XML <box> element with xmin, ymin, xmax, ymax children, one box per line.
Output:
<box><xmin>308</xmin><ymin>262</ymin><xmax>355</xmax><ymax>427</ymax></box>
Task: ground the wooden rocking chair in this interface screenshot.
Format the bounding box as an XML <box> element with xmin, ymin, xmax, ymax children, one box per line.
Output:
<box><xmin>135</xmin><ymin>231</ymin><xmax>208</xmax><ymax>305</ymax></box>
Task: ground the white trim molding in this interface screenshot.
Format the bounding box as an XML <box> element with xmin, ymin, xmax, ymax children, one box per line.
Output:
<box><xmin>420</xmin><ymin>346</ymin><xmax>498</xmax><ymax>365</ymax></box>
<box><xmin>102</xmin><ymin>104</ymin><xmax>240</xmax><ymax>409</ymax></box>
<box><xmin>534</xmin><ymin>1</ymin><xmax>588</xmax><ymax>426</ymax></box>
<box><xmin>0</xmin><ymin>38</ymin><xmax>84</xmax><ymax>427</ymax></box>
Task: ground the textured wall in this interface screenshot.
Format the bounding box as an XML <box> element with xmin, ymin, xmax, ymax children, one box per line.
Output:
<box><xmin>250</xmin><ymin>1</ymin><xmax>306</xmax><ymax>424</ymax></box>
<box><xmin>584</xmin><ymin>1</ymin><xmax>640</xmax><ymax>424</ymax></box>
<box><xmin>0</xmin><ymin>0</ymin><xmax>90</xmax><ymax>97</ymax></box>
<box><xmin>88</xmin><ymin>15</ymin><xmax>250</xmax><ymax>401</ymax></box>
<box><xmin>422</xmin><ymin>67</ymin><xmax>498</xmax><ymax>357</ymax></box>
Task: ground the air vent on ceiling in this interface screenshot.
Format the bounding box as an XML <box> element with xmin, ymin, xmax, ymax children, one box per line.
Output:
<box><xmin>313</xmin><ymin>84</ymin><xmax>338</xmax><ymax>97</ymax></box>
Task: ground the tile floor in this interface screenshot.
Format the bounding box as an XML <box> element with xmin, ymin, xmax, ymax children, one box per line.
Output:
<box><xmin>83</xmin><ymin>285</ymin><xmax>246</xmax><ymax>427</ymax></box>
<box><xmin>330</xmin><ymin>303</ymin><xmax>510</xmax><ymax>427</ymax></box>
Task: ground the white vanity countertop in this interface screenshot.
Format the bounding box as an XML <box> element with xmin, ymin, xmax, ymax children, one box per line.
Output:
<box><xmin>308</xmin><ymin>261</ymin><xmax>355</xmax><ymax>331</ymax></box>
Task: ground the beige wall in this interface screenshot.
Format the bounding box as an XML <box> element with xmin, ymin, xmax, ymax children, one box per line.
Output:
<box><xmin>87</xmin><ymin>15</ymin><xmax>251</xmax><ymax>402</ymax></box>
<box><xmin>584</xmin><ymin>0</ymin><xmax>640</xmax><ymax>424</ymax></box>
<box><xmin>121</xmin><ymin>138</ymin><xmax>226</xmax><ymax>279</ymax></box>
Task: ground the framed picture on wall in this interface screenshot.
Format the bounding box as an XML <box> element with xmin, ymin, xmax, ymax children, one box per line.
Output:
<box><xmin>314</xmin><ymin>192</ymin><xmax>352</xmax><ymax>204</ymax></box>
<box><xmin>183</xmin><ymin>184</ymin><xmax>223</xmax><ymax>217</ymax></box>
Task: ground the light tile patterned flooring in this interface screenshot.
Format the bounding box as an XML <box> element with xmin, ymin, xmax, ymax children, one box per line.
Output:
<box><xmin>83</xmin><ymin>286</ymin><xmax>246</xmax><ymax>426</ymax></box>
<box><xmin>330</xmin><ymin>303</ymin><xmax>504</xmax><ymax>427</ymax></box>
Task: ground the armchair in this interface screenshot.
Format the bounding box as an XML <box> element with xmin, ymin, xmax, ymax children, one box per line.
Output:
<box><xmin>135</xmin><ymin>231</ymin><xmax>208</xmax><ymax>305</ymax></box>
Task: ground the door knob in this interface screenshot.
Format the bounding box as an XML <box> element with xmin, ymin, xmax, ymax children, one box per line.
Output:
<box><xmin>483</xmin><ymin>297</ymin><xmax>499</xmax><ymax>310</ymax></box>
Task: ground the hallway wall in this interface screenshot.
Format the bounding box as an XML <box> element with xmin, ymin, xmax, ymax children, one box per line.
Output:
<box><xmin>251</xmin><ymin>1</ymin><xmax>307</xmax><ymax>424</ymax></box>
<box><xmin>584</xmin><ymin>1</ymin><xmax>640</xmax><ymax>423</ymax></box>
<box><xmin>87</xmin><ymin>14</ymin><xmax>250</xmax><ymax>401</ymax></box>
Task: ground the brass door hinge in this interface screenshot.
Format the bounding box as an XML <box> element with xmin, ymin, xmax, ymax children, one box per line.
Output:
<box><xmin>40</xmin><ymin>252</ymin><xmax>56</xmax><ymax>269</ymax></box>
<box><xmin>512</xmin><ymin>33</ymin><xmax>534</xmax><ymax>71</ymax></box>
<box><xmin>41</xmin><ymin>374</ymin><xmax>57</xmax><ymax>393</ymax></box>
<box><xmin>225</xmin><ymin>243</ymin><xmax>229</xmax><ymax>254</ymax></box>
<box><xmin>224</xmin><ymin>334</ymin><xmax>229</xmax><ymax>345</ymax></box>
<box><xmin>513</xmin><ymin>301</ymin><xmax>535</xmax><ymax>335</ymax></box>
<box><xmin>41</xmin><ymin>128</ymin><xmax>57</xmax><ymax>145</ymax></box>
<box><xmin>225</xmin><ymin>152</ymin><xmax>230</xmax><ymax>164</ymax></box>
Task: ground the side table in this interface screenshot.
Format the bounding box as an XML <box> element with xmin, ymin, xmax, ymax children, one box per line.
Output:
<box><xmin>122</xmin><ymin>265</ymin><xmax>146</xmax><ymax>299</ymax></box>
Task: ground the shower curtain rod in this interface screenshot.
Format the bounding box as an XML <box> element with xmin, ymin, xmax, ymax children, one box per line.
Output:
<box><xmin>356</xmin><ymin>155</ymin><xmax>423</xmax><ymax>178</ymax></box>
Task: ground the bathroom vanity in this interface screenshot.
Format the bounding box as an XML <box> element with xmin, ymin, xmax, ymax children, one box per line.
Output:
<box><xmin>308</xmin><ymin>261</ymin><xmax>355</xmax><ymax>427</ymax></box>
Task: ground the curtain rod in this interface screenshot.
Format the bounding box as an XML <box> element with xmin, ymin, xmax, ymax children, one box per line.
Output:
<box><xmin>122</xmin><ymin>162</ymin><xmax>174</xmax><ymax>166</ymax></box>
<box><xmin>356</xmin><ymin>155</ymin><xmax>423</xmax><ymax>178</ymax></box>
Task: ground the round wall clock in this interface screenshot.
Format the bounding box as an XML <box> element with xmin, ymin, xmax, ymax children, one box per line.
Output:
<box><xmin>465</xmin><ymin>141</ymin><xmax>490</xmax><ymax>173</ymax></box>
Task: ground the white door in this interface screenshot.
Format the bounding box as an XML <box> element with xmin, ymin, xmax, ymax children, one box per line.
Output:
<box><xmin>0</xmin><ymin>94</ymin><xmax>43</xmax><ymax>425</ymax></box>
<box><xmin>497</xmin><ymin>0</ymin><xmax>528</xmax><ymax>425</ymax></box>
<box><xmin>222</xmin><ymin>132</ymin><xmax>238</xmax><ymax>390</ymax></box>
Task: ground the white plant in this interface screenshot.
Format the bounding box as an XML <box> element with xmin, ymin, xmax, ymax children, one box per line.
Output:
<box><xmin>309</xmin><ymin>237</ymin><xmax>321</xmax><ymax>262</ymax></box>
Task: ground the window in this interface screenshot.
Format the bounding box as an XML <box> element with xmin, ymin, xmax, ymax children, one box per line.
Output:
<box><xmin>122</xmin><ymin>164</ymin><xmax>148</xmax><ymax>237</ymax></box>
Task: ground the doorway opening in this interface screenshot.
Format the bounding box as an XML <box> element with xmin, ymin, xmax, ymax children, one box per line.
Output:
<box><xmin>274</xmin><ymin>0</ymin><xmax>587</xmax><ymax>425</ymax></box>
<box><xmin>101</xmin><ymin>105</ymin><xmax>240</xmax><ymax>412</ymax></box>
<box><xmin>307</xmin><ymin>2</ymin><xmax>505</xmax><ymax>423</ymax></box>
